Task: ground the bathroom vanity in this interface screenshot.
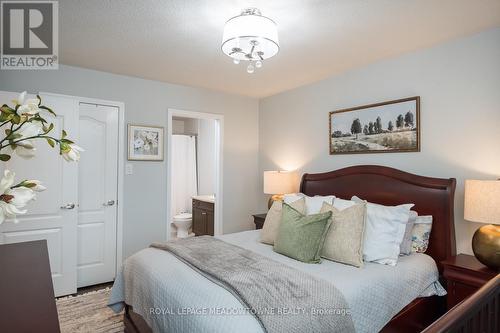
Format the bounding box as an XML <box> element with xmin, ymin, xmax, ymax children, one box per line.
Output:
<box><xmin>192</xmin><ymin>196</ymin><xmax>214</xmax><ymax>236</ymax></box>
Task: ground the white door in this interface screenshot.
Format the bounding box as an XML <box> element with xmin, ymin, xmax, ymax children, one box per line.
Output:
<box><xmin>77</xmin><ymin>103</ymin><xmax>118</xmax><ymax>287</ymax></box>
<box><xmin>0</xmin><ymin>91</ymin><xmax>79</xmax><ymax>297</ymax></box>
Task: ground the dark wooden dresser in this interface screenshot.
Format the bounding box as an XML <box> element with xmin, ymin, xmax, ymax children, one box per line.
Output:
<box><xmin>0</xmin><ymin>240</ymin><xmax>60</xmax><ymax>332</ymax></box>
<box><xmin>442</xmin><ymin>254</ymin><xmax>498</xmax><ymax>310</ymax></box>
<box><xmin>192</xmin><ymin>198</ymin><xmax>214</xmax><ymax>236</ymax></box>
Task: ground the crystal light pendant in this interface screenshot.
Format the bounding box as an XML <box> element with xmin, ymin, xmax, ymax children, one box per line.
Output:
<box><xmin>222</xmin><ymin>8</ymin><xmax>279</xmax><ymax>73</ymax></box>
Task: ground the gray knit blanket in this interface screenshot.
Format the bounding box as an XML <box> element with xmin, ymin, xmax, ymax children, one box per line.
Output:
<box><xmin>151</xmin><ymin>236</ymin><xmax>355</xmax><ymax>333</ymax></box>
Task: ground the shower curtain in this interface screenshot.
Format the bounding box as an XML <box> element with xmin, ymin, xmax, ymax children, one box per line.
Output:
<box><xmin>171</xmin><ymin>135</ymin><xmax>198</xmax><ymax>216</ymax></box>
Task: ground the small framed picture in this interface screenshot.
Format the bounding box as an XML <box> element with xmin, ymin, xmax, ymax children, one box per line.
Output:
<box><xmin>329</xmin><ymin>96</ymin><xmax>420</xmax><ymax>154</ymax></box>
<box><xmin>128</xmin><ymin>124</ymin><xmax>164</xmax><ymax>161</ymax></box>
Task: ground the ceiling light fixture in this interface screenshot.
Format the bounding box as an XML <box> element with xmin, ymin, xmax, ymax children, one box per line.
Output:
<box><xmin>222</xmin><ymin>8</ymin><xmax>279</xmax><ymax>74</ymax></box>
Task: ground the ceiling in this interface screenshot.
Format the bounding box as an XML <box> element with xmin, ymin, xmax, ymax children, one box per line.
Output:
<box><xmin>59</xmin><ymin>0</ymin><xmax>500</xmax><ymax>98</ymax></box>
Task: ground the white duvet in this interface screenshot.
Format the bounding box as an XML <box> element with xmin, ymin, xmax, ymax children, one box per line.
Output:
<box><xmin>109</xmin><ymin>230</ymin><xmax>446</xmax><ymax>333</ymax></box>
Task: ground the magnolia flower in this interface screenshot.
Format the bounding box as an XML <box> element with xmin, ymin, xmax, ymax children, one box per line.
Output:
<box><xmin>13</xmin><ymin>91</ymin><xmax>41</xmax><ymax>116</ymax></box>
<box><xmin>61</xmin><ymin>144</ymin><xmax>84</xmax><ymax>162</ymax></box>
<box><xmin>0</xmin><ymin>170</ymin><xmax>36</xmax><ymax>224</ymax></box>
<box><xmin>0</xmin><ymin>170</ymin><xmax>15</xmax><ymax>194</ymax></box>
<box><xmin>13</xmin><ymin>140</ymin><xmax>36</xmax><ymax>159</ymax></box>
<box><xmin>17</xmin><ymin>120</ymin><xmax>44</xmax><ymax>140</ymax></box>
<box><xmin>7</xmin><ymin>187</ymin><xmax>36</xmax><ymax>208</ymax></box>
<box><xmin>0</xmin><ymin>201</ymin><xmax>26</xmax><ymax>224</ymax></box>
<box><xmin>23</xmin><ymin>180</ymin><xmax>46</xmax><ymax>192</ymax></box>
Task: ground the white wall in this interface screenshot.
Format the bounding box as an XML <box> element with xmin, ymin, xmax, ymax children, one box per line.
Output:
<box><xmin>0</xmin><ymin>64</ymin><xmax>260</xmax><ymax>258</ymax></box>
<box><xmin>197</xmin><ymin>119</ymin><xmax>216</xmax><ymax>195</ymax></box>
<box><xmin>259</xmin><ymin>28</ymin><xmax>500</xmax><ymax>255</ymax></box>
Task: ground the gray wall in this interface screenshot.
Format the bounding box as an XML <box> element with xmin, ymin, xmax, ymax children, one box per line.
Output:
<box><xmin>259</xmin><ymin>28</ymin><xmax>500</xmax><ymax>255</ymax></box>
<box><xmin>0</xmin><ymin>65</ymin><xmax>260</xmax><ymax>258</ymax></box>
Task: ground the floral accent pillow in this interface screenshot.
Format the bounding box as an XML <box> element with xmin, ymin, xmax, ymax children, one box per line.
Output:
<box><xmin>411</xmin><ymin>216</ymin><xmax>433</xmax><ymax>253</ymax></box>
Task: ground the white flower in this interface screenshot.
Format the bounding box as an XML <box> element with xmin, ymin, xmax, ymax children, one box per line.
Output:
<box><xmin>14</xmin><ymin>91</ymin><xmax>40</xmax><ymax>115</ymax></box>
<box><xmin>18</xmin><ymin>99</ymin><xmax>41</xmax><ymax>115</ymax></box>
<box><xmin>134</xmin><ymin>138</ymin><xmax>144</xmax><ymax>149</ymax></box>
<box><xmin>0</xmin><ymin>170</ymin><xmax>36</xmax><ymax>224</ymax></box>
<box><xmin>12</xmin><ymin>91</ymin><xmax>27</xmax><ymax>106</ymax></box>
<box><xmin>13</xmin><ymin>140</ymin><xmax>36</xmax><ymax>159</ymax></box>
<box><xmin>146</xmin><ymin>132</ymin><xmax>157</xmax><ymax>141</ymax></box>
<box><xmin>143</xmin><ymin>143</ymin><xmax>150</xmax><ymax>151</ymax></box>
<box><xmin>0</xmin><ymin>170</ymin><xmax>15</xmax><ymax>194</ymax></box>
<box><xmin>61</xmin><ymin>144</ymin><xmax>84</xmax><ymax>162</ymax></box>
<box><xmin>17</xmin><ymin>120</ymin><xmax>44</xmax><ymax>140</ymax></box>
<box><xmin>6</xmin><ymin>187</ymin><xmax>35</xmax><ymax>207</ymax></box>
<box><xmin>24</xmin><ymin>180</ymin><xmax>46</xmax><ymax>192</ymax></box>
<box><xmin>0</xmin><ymin>201</ymin><xmax>26</xmax><ymax>224</ymax></box>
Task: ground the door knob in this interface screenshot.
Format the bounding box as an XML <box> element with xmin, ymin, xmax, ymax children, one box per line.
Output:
<box><xmin>103</xmin><ymin>200</ymin><xmax>115</xmax><ymax>206</ymax></box>
<box><xmin>61</xmin><ymin>203</ymin><xmax>76</xmax><ymax>210</ymax></box>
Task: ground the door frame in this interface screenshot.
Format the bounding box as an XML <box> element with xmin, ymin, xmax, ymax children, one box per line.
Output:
<box><xmin>40</xmin><ymin>92</ymin><xmax>125</xmax><ymax>275</ymax></box>
<box><xmin>166</xmin><ymin>108</ymin><xmax>224</xmax><ymax>240</ymax></box>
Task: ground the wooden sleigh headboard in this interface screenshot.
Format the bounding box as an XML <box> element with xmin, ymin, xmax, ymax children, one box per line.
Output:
<box><xmin>300</xmin><ymin>165</ymin><xmax>456</xmax><ymax>273</ymax></box>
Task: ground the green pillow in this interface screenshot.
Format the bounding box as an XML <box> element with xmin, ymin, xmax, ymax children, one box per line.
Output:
<box><xmin>273</xmin><ymin>203</ymin><xmax>332</xmax><ymax>263</ymax></box>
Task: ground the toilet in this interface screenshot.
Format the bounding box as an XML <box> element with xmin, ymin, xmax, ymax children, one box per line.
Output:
<box><xmin>173</xmin><ymin>213</ymin><xmax>192</xmax><ymax>238</ymax></box>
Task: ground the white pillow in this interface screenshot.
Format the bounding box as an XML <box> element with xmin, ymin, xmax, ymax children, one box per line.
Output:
<box><xmin>332</xmin><ymin>197</ymin><xmax>356</xmax><ymax>210</ymax></box>
<box><xmin>351</xmin><ymin>196</ymin><xmax>413</xmax><ymax>266</ymax></box>
<box><xmin>284</xmin><ymin>193</ymin><xmax>335</xmax><ymax>214</ymax></box>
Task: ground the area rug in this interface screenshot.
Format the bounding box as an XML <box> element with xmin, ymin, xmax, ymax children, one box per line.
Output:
<box><xmin>56</xmin><ymin>288</ymin><xmax>124</xmax><ymax>333</ymax></box>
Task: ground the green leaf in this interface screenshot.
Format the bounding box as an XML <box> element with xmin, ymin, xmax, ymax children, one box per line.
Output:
<box><xmin>39</xmin><ymin>105</ymin><xmax>56</xmax><ymax>116</ymax></box>
<box><xmin>0</xmin><ymin>105</ymin><xmax>15</xmax><ymax>114</ymax></box>
<box><xmin>11</xmin><ymin>114</ymin><xmax>21</xmax><ymax>124</ymax></box>
<box><xmin>0</xmin><ymin>154</ymin><xmax>11</xmax><ymax>161</ymax></box>
<box><xmin>32</xmin><ymin>115</ymin><xmax>47</xmax><ymax>123</ymax></box>
<box><xmin>43</xmin><ymin>123</ymin><xmax>54</xmax><ymax>134</ymax></box>
<box><xmin>46</xmin><ymin>138</ymin><xmax>55</xmax><ymax>148</ymax></box>
<box><xmin>60</xmin><ymin>138</ymin><xmax>74</xmax><ymax>144</ymax></box>
<box><xmin>6</xmin><ymin>133</ymin><xmax>22</xmax><ymax>140</ymax></box>
<box><xmin>61</xmin><ymin>129</ymin><xmax>67</xmax><ymax>139</ymax></box>
<box><xmin>36</xmin><ymin>95</ymin><xmax>42</xmax><ymax>106</ymax></box>
<box><xmin>60</xmin><ymin>141</ymin><xmax>70</xmax><ymax>153</ymax></box>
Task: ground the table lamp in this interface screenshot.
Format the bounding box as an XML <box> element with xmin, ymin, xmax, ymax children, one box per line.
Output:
<box><xmin>263</xmin><ymin>171</ymin><xmax>297</xmax><ymax>209</ymax></box>
<box><xmin>464</xmin><ymin>179</ymin><xmax>500</xmax><ymax>270</ymax></box>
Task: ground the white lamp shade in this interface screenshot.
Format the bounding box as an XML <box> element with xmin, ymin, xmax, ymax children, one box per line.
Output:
<box><xmin>263</xmin><ymin>171</ymin><xmax>296</xmax><ymax>195</ymax></box>
<box><xmin>222</xmin><ymin>12</ymin><xmax>279</xmax><ymax>61</ymax></box>
<box><xmin>464</xmin><ymin>180</ymin><xmax>500</xmax><ymax>224</ymax></box>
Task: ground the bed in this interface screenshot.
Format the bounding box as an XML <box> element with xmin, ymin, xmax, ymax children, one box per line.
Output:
<box><xmin>110</xmin><ymin>165</ymin><xmax>457</xmax><ymax>333</ymax></box>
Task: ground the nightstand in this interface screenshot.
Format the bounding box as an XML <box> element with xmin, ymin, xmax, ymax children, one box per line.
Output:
<box><xmin>252</xmin><ymin>213</ymin><xmax>267</xmax><ymax>229</ymax></box>
<box><xmin>441</xmin><ymin>254</ymin><xmax>498</xmax><ymax>309</ymax></box>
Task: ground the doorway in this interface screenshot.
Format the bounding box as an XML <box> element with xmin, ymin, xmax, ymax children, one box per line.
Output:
<box><xmin>166</xmin><ymin>109</ymin><xmax>223</xmax><ymax>240</ymax></box>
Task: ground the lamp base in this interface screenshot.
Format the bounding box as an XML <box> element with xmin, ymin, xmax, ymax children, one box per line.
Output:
<box><xmin>471</xmin><ymin>224</ymin><xmax>500</xmax><ymax>270</ymax></box>
<box><xmin>268</xmin><ymin>194</ymin><xmax>284</xmax><ymax>209</ymax></box>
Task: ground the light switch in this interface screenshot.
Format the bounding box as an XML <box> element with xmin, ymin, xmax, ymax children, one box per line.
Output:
<box><xmin>125</xmin><ymin>163</ymin><xmax>134</xmax><ymax>175</ymax></box>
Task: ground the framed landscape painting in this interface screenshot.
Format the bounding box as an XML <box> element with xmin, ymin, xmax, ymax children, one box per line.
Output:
<box><xmin>329</xmin><ymin>97</ymin><xmax>420</xmax><ymax>154</ymax></box>
<box><xmin>128</xmin><ymin>124</ymin><xmax>164</xmax><ymax>161</ymax></box>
